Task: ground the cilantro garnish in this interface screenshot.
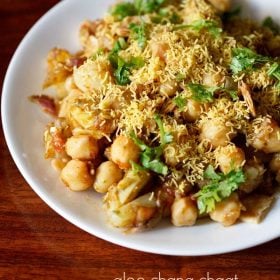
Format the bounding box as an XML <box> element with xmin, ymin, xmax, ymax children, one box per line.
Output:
<box><xmin>154</xmin><ymin>114</ymin><xmax>173</xmax><ymax>145</ymax></box>
<box><xmin>230</xmin><ymin>48</ymin><xmax>280</xmax><ymax>88</ymax></box>
<box><xmin>113</xmin><ymin>37</ymin><xmax>128</xmax><ymax>52</ymax></box>
<box><xmin>267</xmin><ymin>62</ymin><xmax>280</xmax><ymax>80</ymax></box>
<box><xmin>135</xmin><ymin>0</ymin><xmax>166</xmax><ymax>14</ymax></box>
<box><xmin>194</xmin><ymin>165</ymin><xmax>246</xmax><ymax>214</ymax></box>
<box><xmin>129</xmin><ymin>21</ymin><xmax>148</xmax><ymax>49</ymax></box>
<box><xmin>114</xmin><ymin>57</ymin><xmax>132</xmax><ymax>85</ymax></box>
<box><xmin>109</xmin><ymin>38</ymin><xmax>144</xmax><ymax>85</ymax></box>
<box><xmin>230</xmin><ymin>47</ymin><xmax>270</xmax><ymax>75</ymax></box>
<box><xmin>226</xmin><ymin>89</ymin><xmax>239</xmax><ymax>101</ymax></box>
<box><xmin>111</xmin><ymin>0</ymin><xmax>166</xmax><ymax>20</ymax></box>
<box><xmin>168</xmin><ymin>11</ymin><xmax>182</xmax><ymax>24</ymax></box>
<box><xmin>174</xmin><ymin>19</ymin><xmax>222</xmax><ymax>38</ymax></box>
<box><xmin>114</xmin><ymin>56</ymin><xmax>145</xmax><ymax>85</ymax></box>
<box><xmin>108</xmin><ymin>38</ymin><xmax>128</xmax><ymax>68</ymax></box>
<box><xmin>188</xmin><ymin>84</ymin><xmax>217</xmax><ymax>103</ymax></box>
<box><xmin>130</xmin><ymin>161</ymin><xmax>147</xmax><ymax>173</ymax></box>
<box><xmin>110</xmin><ymin>2</ymin><xmax>137</xmax><ymax>21</ymax></box>
<box><xmin>151</xmin><ymin>8</ymin><xmax>182</xmax><ymax>24</ymax></box>
<box><xmin>263</xmin><ymin>16</ymin><xmax>280</xmax><ymax>35</ymax></box>
<box><xmin>173</xmin><ymin>95</ymin><xmax>187</xmax><ymax>110</ymax></box>
<box><xmin>130</xmin><ymin>115</ymin><xmax>172</xmax><ymax>175</ymax></box>
<box><xmin>267</xmin><ymin>62</ymin><xmax>280</xmax><ymax>88</ymax></box>
<box><xmin>173</xmin><ymin>85</ymin><xmax>238</xmax><ymax>109</ymax></box>
<box><xmin>175</xmin><ymin>73</ymin><xmax>186</xmax><ymax>82</ymax></box>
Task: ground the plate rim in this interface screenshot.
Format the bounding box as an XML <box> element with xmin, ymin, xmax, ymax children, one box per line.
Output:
<box><xmin>2</xmin><ymin>0</ymin><xmax>280</xmax><ymax>256</ymax></box>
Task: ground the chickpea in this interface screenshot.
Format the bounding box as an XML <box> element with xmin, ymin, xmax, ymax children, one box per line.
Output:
<box><xmin>239</xmin><ymin>160</ymin><xmax>265</xmax><ymax>193</ymax></box>
<box><xmin>65</xmin><ymin>135</ymin><xmax>99</xmax><ymax>160</ymax></box>
<box><xmin>209</xmin><ymin>193</ymin><xmax>242</xmax><ymax>226</ymax></box>
<box><xmin>171</xmin><ymin>197</ymin><xmax>198</xmax><ymax>226</ymax></box>
<box><xmin>183</xmin><ymin>100</ymin><xmax>208</xmax><ymax>122</ymax></box>
<box><xmin>247</xmin><ymin>117</ymin><xmax>280</xmax><ymax>153</ymax></box>
<box><xmin>93</xmin><ymin>161</ymin><xmax>123</xmax><ymax>193</ymax></box>
<box><xmin>60</xmin><ymin>159</ymin><xmax>93</xmax><ymax>191</ymax></box>
<box><xmin>215</xmin><ymin>145</ymin><xmax>245</xmax><ymax>174</ymax></box>
<box><xmin>270</xmin><ymin>153</ymin><xmax>280</xmax><ymax>173</ymax></box>
<box><xmin>151</xmin><ymin>42</ymin><xmax>169</xmax><ymax>61</ymax></box>
<box><xmin>73</xmin><ymin>58</ymin><xmax>112</xmax><ymax>93</ymax></box>
<box><xmin>111</xmin><ymin>135</ymin><xmax>140</xmax><ymax>169</ymax></box>
<box><xmin>159</xmin><ymin>80</ymin><xmax>178</xmax><ymax>97</ymax></box>
<box><xmin>208</xmin><ymin>0</ymin><xmax>231</xmax><ymax>12</ymax></box>
<box><xmin>202</xmin><ymin>72</ymin><xmax>224</xmax><ymax>87</ymax></box>
<box><xmin>200</xmin><ymin>120</ymin><xmax>235</xmax><ymax>148</ymax></box>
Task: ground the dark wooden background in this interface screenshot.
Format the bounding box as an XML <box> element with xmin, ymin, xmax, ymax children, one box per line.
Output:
<box><xmin>0</xmin><ymin>1</ymin><xmax>279</xmax><ymax>279</ymax></box>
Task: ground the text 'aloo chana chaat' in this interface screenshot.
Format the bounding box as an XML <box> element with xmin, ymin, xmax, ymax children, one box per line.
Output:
<box><xmin>32</xmin><ymin>0</ymin><xmax>280</xmax><ymax>230</ymax></box>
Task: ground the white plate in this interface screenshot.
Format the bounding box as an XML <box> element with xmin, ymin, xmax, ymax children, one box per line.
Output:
<box><xmin>2</xmin><ymin>0</ymin><xmax>280</xmax><ymax>256</ymax></box>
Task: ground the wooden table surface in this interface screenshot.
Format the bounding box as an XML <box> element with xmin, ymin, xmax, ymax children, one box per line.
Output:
<box><xmin>0</xmin><ymin>1</ymin><xmax>280</xmax><ymax>279</ymax></box>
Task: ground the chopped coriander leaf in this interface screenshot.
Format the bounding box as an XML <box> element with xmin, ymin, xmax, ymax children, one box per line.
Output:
<box><xmin>226</xmin><ymin>89</ymin><xmax>239</xmax><ymax>101</ymax></box>
<box><xmin>194</xmin><ymin>166</ymin><xmax>246</xmax><ymax>214</ymax></box>
<box><xmin>130</xmin><ymin>161</ymin><xmax>146</xmax><ymax>173</ymax></box>
<box><xmin>110</xmin><ymin>2</ymin><xmax>137</xmax><ymax>20</ymax></box>
<box><xmin>129</xmin><ymin>56</ymin><xmax>145</xmax><ymax>68</ymax></box>
<box><xmin>154</xmin><ymin>114</ymin><xmax>173</xmax><ymax>145</ymax></box>
<box><xmin>158</xmin><ymin>7</ymin><xmax>169</xmax><ymax>16</ymax></box>
<box><xmin>263</xmin><ymin>16</ymin><xmax>280</xmax><ymax>34</ymax></box>
<box><xmin>135</xmin><ymin>0</ymin><xmax>166</xmax><ymax>14</ymax></box>
<box><xmin>108</xmin><ymin>38</ymin><xmax>128</xmax><ymax>68</ymax></box>
<box><xmin>175</xmin><ymin>73</ymin><xmax>186</xmax><ymax>82</ymax></box>
<box><xmin>113</xmin><ymin>37</ymin><xmax>128</xmax><ymax>52</ymax></box>
<box><xmin>129</xmin><ymin>22</ymin><xmax>148</xmax><ymax>49</ymax></box>
<box><xmin>267</xmin><ymin>62</ymin><xmax>280</xmax><ymax>80</ymax></box>
<box><xmin>130</xmin><ymin>131</ymin><xmax>168</xmax><ymax>175</ymax></box>
<box><xmin>108</xmin><ymin>38</ymin><xmax>144</xmax><ymax>85</ymax></box>
<box><xmin>204</xmin><ymin>165</ymin><xmax>222</xmax><ymax>180</ymax></box>
<box><xmin>174</xmin><ymin>19</ymin><xmax>222</xmax><ymax>38</ymax></box>
<box><xmin>230</xmin><ymin>47</ymin><xmax>270</xmax><ymax>75</ymax></box>
<box><xmin>114</xmin><ymin>57</ymin><xmax>132</xmax><ymax>85</ymax></box>
<box><xmin>188</xmin><ymin>84</ymin><xmax>217</xmax><ymax>103</ymax></box>
<box><xmin>113</xmin><ymin>56</ymin><xmax>145</xmax><ymax>85</ymax></box>
<box><xmin>152</xmin><ymin>8</ymin><xmax>182</xmax><ymax>24</ymax></box>
<box><xmin>130</xmin><ymin>115</ymin><xmax>172</xmax><ymax>176</ymax></box>
<box><xmin>222</xmin><ymin>6</ymin><xmax>241</xmax><ymax>22</ymax></box>
<box><xmin>151</xmin><ymin>16</ymin><xmax>163</xmax><ymax>24</ymax></box>
<box><xmin>169</xmin><ymin>12</ymin><xmax>182</xmax><ymax>24</ymax></box>
<box><xmin>188</xmin><ymin>84</ymin><xmax>238</xmax><ymax>103</ymax></box>
<box><xmin>108</xmin><ymin>52</ymin><xmax>119</xmax><ymax>69</ymax></box>
<box><xmin>130</xmin><ymin>131</ymin><xmax>150</xmax><ymax>150</ymax></box>
<box><xmin>267</xmin><ymin>62</ymin><xmax>280</xmax><ymax>88</ymax></box>
<box><xmin>218</xmin><ymin>87</ymin><xmax>239</xmax><ymax>101</ymax></box>
<box><xmin>173</xmin><ymin>95</ymin><xmax>187</xmax><ymax>110</ymax></box>
<box><xmin>111</xmin><ymin>0</ymin><xmax>166</xmax><ymax>20</ymax></box>
<box><xmin>141</xmin><ymin>154</ymin><xmax>169</xmax><ymax>175</ymax></box>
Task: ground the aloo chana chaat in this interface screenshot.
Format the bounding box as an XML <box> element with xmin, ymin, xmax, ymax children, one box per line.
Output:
<box><xmin>32</xmin><ymin>0</ymin><xmax>280</xmax><ymax>230</ymax></box>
